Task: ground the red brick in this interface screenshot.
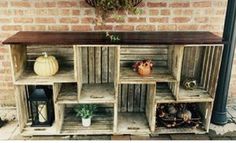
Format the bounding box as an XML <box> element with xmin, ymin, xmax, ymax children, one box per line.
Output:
<box><xmin>161</xmin><ymin>10</ymin><xmax>170</xmax><ymax>16</ymax></box>
<box><xmin>35</xmin><ymin>2</ymin><xmax>56</xmax><ymax>8</ymax></box>
<box><xmin>2</xmin><ymin>25</ymin><xmax>22</xmax><ymax>31</ymax></box>
<box><xmin>194</xmin><ymin>17</ymin><xmax>208</xmax><ymax>23</ymax></box>
<box><xmin>105</xmin><ymin>18</ymin><xmax>125</xmax><ymax>23</ymax></box>
<box><xmin>48</xmin><ymin>25</ymin><xmax>69</xmax><ymax>31</ymax></box>
<box><xmin>212</xmin><ymin>1</ymin><xmax>227</xmax><ymax>7</ymax></box>
<box><xmin>48</xmin><ymin>10</ymin><xmax>58</xmax><ymax>16</ymax></box>
<box><xmin>149</xmin><ymin>10</ymin><xmax>159</xmax><ymax>16</ymax></box>
<box><xmin>216</xmin><ymin>9</ymin><xmax>226</xmax><ymax>15</ymax></box>
<box><xmin>150</xmin><ymin>17</ymin><xmax>168</xmax><ymax>23</ymax></box>
<box><xmin>81</xmin><ymin>17</ymin><xmax>95</xmax><ymax>24</ymax></box>
<box><xmin>172</xmin><ymin>9</ymin><xmax>182</xmax><ymax>15</ymax></box>
<box><xmin>59</xmin><ymin>17</ymin><xmax>79</xmax><ymax>23</ymax></box>
<box><xmin>0</xmin><ymin>1</ymin><xmax>8</xmax><ymax>7</ymax></box>
<box><xmin>79</xmin><ymin>1</ymin><xmax>90</xmax><ymax>8</ymax></box>
<box><xmin>115</xmin><ymin>25</ymin><xmax>134</xmax><ymax>31</ymax></box>
<box><xmin>84</xmin><ymin>9</ymin><xmax>94</xmax><ymax>15</ymax></box>
<box><xmin>72</xmin><ymin>10</ymin><xmax>80</xmax><ymax>16</ymax></box>
<box><xmin>178</xmin><ymin>25</ymin><xmax>199</xmax><ymax>30</ymax></box>
<box><xmin>193</xmin><ymin>1</ymin><xmax>211</xmax><ymax>7</ymax></box>
<box><xmin>35</xmin><ymin>18</ymin><xmax>56</xmax><ymax>23</ymax></box>
<box><xmin>57</xmin><ymin>1</ymin><xmax>78</xmax><ymax>8</ymax></box>
<box><xmin>71</xmin><ymin>25</ymin><xmax>92</xmax><ymax>31</ymax></box>
<box><xmin>14</xmin><ymin>18</ymin><xmax>33</xmax><ymax>23</ymax></box>
<box><xmin>210</xmin><ymin>17</ymin><xmax>225</xmax><ymax>23</ymax></box>
<box><xmin>35</xmin><ymin>9</ymin><xmax>48</xmax><ymax>15</ymax></box>
<box><xmin>128</xmin><ymin>17</ymin><xmax>146</xmax><ymax>23</ymax></box>
<box><xmin>136</xmin><ymin>2</ymin><xmax>145</xmax><ymax>8</ymax></box>
<box><xmin>158</xmin><ymin>25</ymin><xmax>177</xmax><ymax>31</ymax></box>
<box><xmin>136</xmin><ymin>25</ymin><xmax>156</xmax><ymax>31</ymax></box>
<box><xmin>94</xmin><ymin>25</ymin><xmax>113</xmax><ymax>31</ymax></box>
<box><xmin>183</xmin><ymin>10</ymin><xmax>193</xmax><ymax>15</ymax></box>
<box><xmin>11</xmin><ymin>1</ymin><xmax>31</xmax><ymax>7</ymax></box>
<box><xmin>172</xmin><ymin>17</ymin><xmax>191</xmax><ymax>23</ymax></box>
<box><xmin>200</xmin><ymin>25</ymin><xmax>221</xmax><ymax>31</ymax></box>
<box><xmin>59</xmin><ymin>9</ymin><xmax>71</xmax><ymax>16</ymax></box>
<box><xmin>24</xmin><ymin>25</ymin><xmax>46</xmax><ymax>31</ymax></box>
<box><xmin>170</xmin><ymin>2</ymin><xmax>190</xmax><ymax>7</ymax></box>
<box><xmin>147</xmin><ymin>2</ymin><xmax>167</xmax><ymax>7</ymax></box>
<box><xmin>0</xmin><ymin>18</ymin><xmax>11</xmax><ymax>23</ymax></box>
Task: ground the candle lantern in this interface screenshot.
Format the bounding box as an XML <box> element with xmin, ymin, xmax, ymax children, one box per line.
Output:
<box><xmin>29</xmin><ymin>86</ymin><xmax>54</xmax><ymax>127</ymax></box>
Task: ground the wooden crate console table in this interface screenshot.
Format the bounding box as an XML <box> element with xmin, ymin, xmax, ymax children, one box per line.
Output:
<box><xmin>3</xmin><ymin>31</ymin><xmax>223</xmax><ymax>136</ymax></box>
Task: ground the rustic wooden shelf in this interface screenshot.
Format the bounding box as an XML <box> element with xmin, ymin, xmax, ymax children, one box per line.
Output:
<box><xmin>61</xmin><ymin>111</ymin><xmax>113</xmax><ymax>135</ymax></box>
<box><xmin>56</xmin><ymin>83</ymin><xmax>78</xmax><ymax>104</ymax></box>
<box><xmin>3</xmin><ymin>31</ymin><xmax>224</xmax><ymax>136</ymax></box>
<box><xmin>179</xmin><ymin>87</ymin><xmax>213</xmax><ymax>102</ymax></box>
<box><xmin>79</xmin><ymin>83</ymin><xmax>115</xmax><ymax>104</ymax></box>
<box><xmin>117</xmin><ymin>113</ymin><xmax>150</xmax><ymax>134</ymax></box>
<box><xmin>21</xmin><ymin>122</ymin><xmax>57</xmax><ymax>136</ymax></box>
<box><xmin>15</xmin><ymin>67</ymin><xmax>75</xmax><ymax>85</ymax></box>
<box><xmin>120</xmin><ymin>67</ymin><xmax>176</xmax><ymax>83</ymax></box>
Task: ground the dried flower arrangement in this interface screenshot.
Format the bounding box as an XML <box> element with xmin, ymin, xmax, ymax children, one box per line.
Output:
<box><xmin>85</xmin><ymin>0</ymin><xmax>143</xmax><ymax>25</ymax></box>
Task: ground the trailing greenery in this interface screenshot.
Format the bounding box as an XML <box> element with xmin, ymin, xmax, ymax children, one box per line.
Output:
<box><xmin>74</xmin><ymin>104</ymin><xmax>97</xmax><ymax>119</ymax></box>
<box><xmin>93</xmin><ymin>0</ymin><xmax>143</xmax><ymax>24</ymax></box>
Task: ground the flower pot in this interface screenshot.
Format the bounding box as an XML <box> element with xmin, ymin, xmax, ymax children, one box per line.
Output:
<box><xmin>138</xmin><ymin>67</ymin><xmax>152</xmax><ymax>76</ymax></box>
<box><xmin>82</xmin><ymin>117</ymin><xmax>91</xmax><ymax>127</ymax></box>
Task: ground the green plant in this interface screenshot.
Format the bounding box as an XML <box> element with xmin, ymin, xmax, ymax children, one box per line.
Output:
<box><xmin>74</xmin><ymin>104</ymin><xmax>97</xmax><ymax>119</ymax></box>
<box><xmin>87</xmin><ymin>0</ymin><xmax>143</xmax><ymax>25</ymax></box>
<box><xmin>106</xmin><ymin>32</ymin><xmax>120</xmax><ymax>42</ymax></box>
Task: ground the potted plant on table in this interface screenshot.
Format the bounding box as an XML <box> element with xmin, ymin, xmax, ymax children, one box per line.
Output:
<box><xmin>74</xmin><ymin>104</ymin><xmax>97</xmax><ymax>127</ymax></box>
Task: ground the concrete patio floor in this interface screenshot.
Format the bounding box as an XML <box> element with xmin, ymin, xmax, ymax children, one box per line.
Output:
<box><xmin>1</xmin><ymin>97</ymin><xmax>236</xmax><ymax>140</ymax></box>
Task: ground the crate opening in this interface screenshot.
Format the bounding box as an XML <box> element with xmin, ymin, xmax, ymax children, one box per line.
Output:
<box><xmin>155</xmin><ymin>102</ymin><xmax>210</xmax><ymax>133</ymax></box>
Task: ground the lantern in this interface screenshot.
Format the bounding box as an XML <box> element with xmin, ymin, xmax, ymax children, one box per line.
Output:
<box><xmin>29</xmin><ymin>86</ymin><xmax>54</xmax><ymax>127</ymax></box>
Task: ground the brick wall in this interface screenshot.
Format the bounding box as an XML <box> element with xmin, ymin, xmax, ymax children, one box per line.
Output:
<box><xmin>0</xmin><ymin>0</ymin><xmax>227</xmax><ymax>106</ymax></box>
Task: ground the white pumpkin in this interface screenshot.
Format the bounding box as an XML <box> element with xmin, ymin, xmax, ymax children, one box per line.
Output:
<box><xmin>34</xmin><ymin>52</ymin><xmax>59</xmax><ymax>76</ymax></box>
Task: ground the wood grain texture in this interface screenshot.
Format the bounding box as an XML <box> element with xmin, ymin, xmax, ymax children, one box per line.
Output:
<box><xmin>3</xmin><ymin>31</ymin><xmax>223</xmax><ymax>45</ymax></box>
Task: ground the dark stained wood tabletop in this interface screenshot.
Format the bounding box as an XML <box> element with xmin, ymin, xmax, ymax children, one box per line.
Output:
<box><xmin>3</xmin><ymin>31</ymin><xmax>224</xmax><ymax>45</ymax></box>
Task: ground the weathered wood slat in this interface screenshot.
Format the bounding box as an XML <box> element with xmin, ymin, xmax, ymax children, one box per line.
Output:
<box><xmin>102</xmin><ymin>46</ymin><xmax>108</xmax><ymax>83</ymax></box>
<box><xmin>79</xmin><ymin>83</ymin><xmax>115</xmax><ymax>103</ymax></box>
<box><xmin>14</xmin><ymin>67</ymin><xmax>75</xmax><ymax>85</ymax></box>
<box><xmin>117</xmin><ymin>113</ymin><xmax>150</xmax><ymax>134</ymax></box>
<box><xmin>120</xmin><ymin>47</ymin><xmax>168</xmax><ymax>55</ymax></box>
<box><xmin>109</xmin><ymin>47</ymin><xmax>115</xmax><ymax>82</ymax></box>
<box><xmin>120</xmin><ymin>67</ymin><xmax>176</xmax><ymax>83</ymax></box>
<box><xmin>82</xmin><ymin>47</ymin><xmax>88</xmax><ymax>83</ymax></box>
<box><xmin>56</xmin><ymin>83</ymin><xmax>78</xmax><ymax>104</ymax></box>
<box><xmin>133</xmin><ymin>84</ymin><xmax>141</xmax><ymax>112</ymax></box>
<box><xmin>120</xmin><ymin>61</ymin><xmax>167</xmax><ymax>67</ymax></box>
<box><xmin>128</xmin><ymin>84</ymin><xmax>134</xmax><ymax>112</ymax></box>
<box><xmin>140</xmin><ymin>84</ymin><xmax>147</xmax><ymax>112</ymax></box>
<box><xmin>95</xmin><ymin>47</ymin><xmax>102</xmax><ymax>83</ymax></box>
<box><xmin>88</xmin><ymin>47</ymin><xmax>95</xmax><ymax>83</ymax></box>
<box><xmin>120</xmin><ymin>84</ymin><xmax>128</xmax><ymax>112</ymax></box>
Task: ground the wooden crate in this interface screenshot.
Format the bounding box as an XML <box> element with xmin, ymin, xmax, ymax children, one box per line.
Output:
<box><xmin>179</xmin><ymin>46</ymin><xmax>223</xmax><ymax>101</ymax></box>
<box><xmin>10</xmin><ymin>45</ymin><xmax>77</xmax><ymax>85</ymax></box>
<box><xmin>154</xmin><ymin>102</ymin><xmax>213</xmax><ymax>134</ymax></box>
